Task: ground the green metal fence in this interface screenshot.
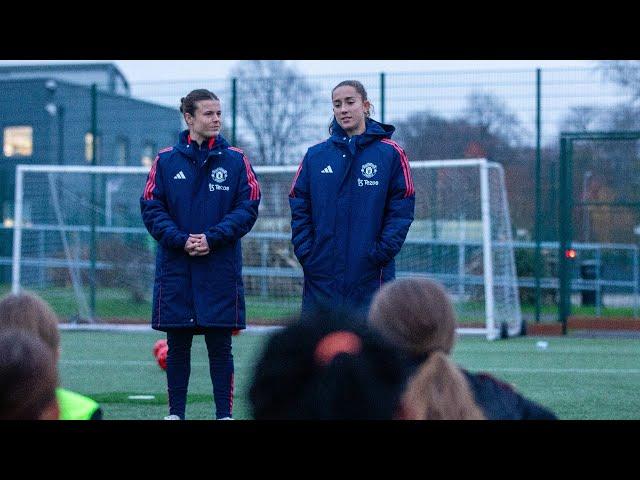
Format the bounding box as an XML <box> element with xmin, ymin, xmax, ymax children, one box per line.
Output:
<box><xmin>558</xmin><ymin>131</ymin><xmax>640</xmax><ymax>332</ymax></box>
<box><xmin>2</xmin><ymin>63</ymin><xmax>640</xmax><ymax>327</ymax></box>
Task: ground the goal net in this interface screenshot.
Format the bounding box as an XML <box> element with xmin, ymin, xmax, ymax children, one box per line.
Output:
<box><xmin>11</xmin><ymin>159</ymin><xmax>521</xmax><ymax>339</ymax></box>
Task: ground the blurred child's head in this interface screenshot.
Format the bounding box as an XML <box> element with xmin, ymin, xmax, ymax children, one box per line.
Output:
<box><xmin>0</xmin><ymin>329</ymin><xmax>59</xmax><ymax>420</ymax></box>
<box><xmin>250</xmin><ymin>305</ymin><xmax>406</xmax><ymax>419</ymax></box>
<box><xmin>0</xmin><ymin>292</ymin><xmax>61</xmax><ymax>358</ymax></box>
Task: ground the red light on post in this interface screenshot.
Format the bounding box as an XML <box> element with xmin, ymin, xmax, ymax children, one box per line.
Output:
<box><xmin>565</xmin><ymin>249</ymin><xmax>577</xmax><ymax>259</ymax></box>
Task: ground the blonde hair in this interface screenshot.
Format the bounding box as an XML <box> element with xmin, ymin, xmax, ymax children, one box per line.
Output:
<box><xmin>401</xmin><ymin>351</ymin><xmax>485</xmax><ymax>420</ymax></box>
<box><xmin>0</xmin><ymin>292</ymin><xmax>61</xmax><ymax>352</ymax></box>
<box><xmin>369</xmin><ymin>278</ymin><xmax>485</xmax><ymax>420</ymax></box>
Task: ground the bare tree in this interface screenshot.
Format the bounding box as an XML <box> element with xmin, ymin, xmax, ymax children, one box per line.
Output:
<box><xmin>229</xmin><ymin>60</ymin><xmax>322</xmax><ymax>165</ymax></box>
<box><xmin>464</xmin><ymin>91</ymin><xmax>528</xmax><ymax>147</ymax></box>
<box><xmin>599</xmin><ymin>61</ymin><xmax>640</xmax><ymax>101</ymax></box>
<box><xmin>393</xmin><ymin>109</ymin><xmax>536</xmax><ymax>231</ymax></box>
<box><xmin>559</xmin><ymin>106</ymin><xmax>611</xmax><ymax>132</ymax></box>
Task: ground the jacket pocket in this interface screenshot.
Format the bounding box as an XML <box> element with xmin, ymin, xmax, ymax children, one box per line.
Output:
<box><xmin>296</xmin><ymin>239</ymin><xmax>313</xmax><ymax>267</ymax></box>
<box><xmin>303</xmin><ymin>238</ymin><xmax>335</xmax><ymax>280</ymax></box>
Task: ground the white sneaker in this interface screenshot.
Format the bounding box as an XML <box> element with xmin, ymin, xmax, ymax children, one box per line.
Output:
<box><xmin>218</xmin><ymin>417</ymin><xmax>234</xmax><ymax>420</ymax></box>
<box><xmin>164</xmin><ymin>414</ymin><xmax>181</xmax><ymax>420</ymax></box>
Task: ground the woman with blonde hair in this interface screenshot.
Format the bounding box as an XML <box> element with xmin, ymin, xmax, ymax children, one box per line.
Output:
<box><xmin>368</xmin><ymin>278</ymin><xmax>556</xmax><ymax>420</ymax></box>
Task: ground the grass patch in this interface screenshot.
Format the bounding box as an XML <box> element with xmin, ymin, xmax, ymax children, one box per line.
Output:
<box><xmin>521</xmin><ymin>302</ymin><xmax>638</xmax><ymax>318</ymax></box>
<box><xmin>57</xmin><ymin>330</ymin><xmax>640</xmax><ymax>420</ymax></box>
<box><xmin>2</xmin><ymin>284</ymin><xmax>638</xmax><ymax>325</ymax></box>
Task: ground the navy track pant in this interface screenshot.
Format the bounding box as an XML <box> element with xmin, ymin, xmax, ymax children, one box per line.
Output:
<box><xmin>166</xmin><ymin>328</ymin><xmax>233</xmax><ymax>419</ymax></box>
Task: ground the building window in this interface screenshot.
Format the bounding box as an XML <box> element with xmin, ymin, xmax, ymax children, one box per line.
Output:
<box><xmin>115</xmin><ymin>137</ymin><xmax>129</xmax><ymax>166</ymax></box>
<box><xmin>85</xmin><ymin>132</ymin><xmax>101</xmax><ymax>163</ymax></box>
<box><xmin>3</xmin><ymin>200</ymin><xmax>32</xmax><ymax>227</ymax></box>
<box><xmin>3</xmin><ymin>126</ymin><xmax>33</xmax><ymax>157</ymax></box>
<box><xmin>2</xmin><ymin>201</ymin><xmax>13</xmax><ymax>227</ymax></box>
<box><xmin>141</xmin><ymin>142</ymin><xmax>156</xmax><ymax>168</ymax></box>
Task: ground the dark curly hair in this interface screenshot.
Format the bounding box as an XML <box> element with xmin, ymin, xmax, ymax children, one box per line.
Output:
<box><xmin>249</xmin><ymin>305</ymin><xmax>406</xmax><ymax>420</ymax></box>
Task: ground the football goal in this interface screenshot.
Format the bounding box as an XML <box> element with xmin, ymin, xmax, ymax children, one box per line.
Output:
<box><xmin>11</xmin><ymin>159</ymin><xmax>521</xmax><ymax>339</ymax></box>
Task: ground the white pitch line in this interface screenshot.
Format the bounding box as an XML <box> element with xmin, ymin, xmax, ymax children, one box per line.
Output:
<box><xmin>59</xmin><ymin>324</ymin><xmax>284</xmax><ymax>334</ymax></box>
<box><xmin>473</xmin><ymin>367</ymin><xmax>640</xmax><ymax>374</ymax></box>
<box><xmin>60</xmin><ymin>359</ymin><xmax>219</xmax><ymax>367</ymax></box>
<box><xmin>58</xmin><ymin>359</ymin><xmax>640</xmax><ymax>374</ymax></box>
<box><xmin>60</xmin><ymin>360</ymin><xmax>159</xmax><ymax>366</ymax></box>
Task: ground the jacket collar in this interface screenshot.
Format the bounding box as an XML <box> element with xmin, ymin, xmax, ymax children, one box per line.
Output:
<box><xmin>329</xmin><ymin>118</ymin><xmax>395</xmax><ymax>156</ymax></box>
<box><xmin>174</xmin><ymin>130</ymin><xmax>230</xmax><ymax>158</ymax></box>
<box><xmin>329</xmin><ymin>118</ymin><xmax>395</xmax><ymax>148</ymax></box>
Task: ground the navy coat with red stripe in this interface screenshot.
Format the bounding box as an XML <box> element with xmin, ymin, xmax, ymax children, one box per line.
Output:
<box><xmin>289</xmin><ymin>118</ymin><xmax>415</xmax><ymax>313</ymax></box>
<box><xmin>140</xmin><ymin>131</ymin><xmax>260</xmax><ymax>331</ymax></box>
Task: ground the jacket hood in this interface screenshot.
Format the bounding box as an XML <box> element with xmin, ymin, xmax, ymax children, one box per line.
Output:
<box><xmin>329</xmin><ymin>118</ymin><xmax>395</xmax><ymax>144</ymax></box>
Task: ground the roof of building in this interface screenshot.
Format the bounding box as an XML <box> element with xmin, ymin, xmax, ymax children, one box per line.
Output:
<box><xmin>0</xmin><ymin>63</ymin><xmax>129</xmax><ymax>94</ymax></box>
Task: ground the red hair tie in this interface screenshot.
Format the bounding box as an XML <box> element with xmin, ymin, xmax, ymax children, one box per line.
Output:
<box><xmin>314</xmin><ymin>331</ymin><xmax>362</xmax><ymax>366</ymax></box>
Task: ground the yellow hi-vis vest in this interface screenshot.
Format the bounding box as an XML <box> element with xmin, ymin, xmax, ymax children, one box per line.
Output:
<box><xmin>56</xmin><ymin>388</ymin><xmax>101</xmax><ymax>420</ymax></box>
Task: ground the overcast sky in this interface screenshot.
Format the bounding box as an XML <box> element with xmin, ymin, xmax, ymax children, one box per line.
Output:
<box><xmin>0</xmin><ymin>59</ymin><xmax>609</xmax><ymax>146</ymax></box>
<box><xmin>0</xmin><ymin>59</ymin><xmax>596</xmax><ymax>83</ymax></box>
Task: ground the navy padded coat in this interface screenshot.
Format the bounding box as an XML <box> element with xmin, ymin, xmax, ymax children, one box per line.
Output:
<box><xmin>141</xmin><ymin>131</ymin><xmax>260</xmax><ymax>331</ymax></box>
<box><xmin>289</xmin><ymin>118</ymin><xmax>415</xmax><ymax>313</ymax></box>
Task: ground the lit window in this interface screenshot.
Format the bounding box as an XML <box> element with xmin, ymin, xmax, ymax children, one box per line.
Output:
<box><xmin>2</xmin><ymin>201</ymin><xmax>13</xmax><ymax>227</ymax></box>
<box><xmin>141</xmin><ymin>142</ymin><xmax>156</xmax><ymax>168</ymax></box>
<box><xmin>3</xmin><ymin>201</ymin><xmax>32</xmax><ymax>227</ymax></box>
<box><xmin>3</xmin><ymin>126</ymin><xmax>33</xmax><ymax>157</ymax></box>
<box><xmin>85</xmin><ymin>132</ymin><xmax>101</xmax><ymax>163</ymax></box>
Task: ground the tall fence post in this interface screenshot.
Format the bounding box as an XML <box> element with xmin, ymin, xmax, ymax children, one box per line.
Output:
<box><xmin>260</xmin><ymin>239</ymin><xmax>268</xmax><ymax>297</ymax></box>
<box><xmin>90</xmin><ymin>83</ymin><xmax>97</xmax><ymax>321</ymax></box>
<box><xmin>380</xmin><ymin>72</ymin><xmax>385</xmax><ymax>124</ymax></box>
<box><xmin>534</xmin><ymin>68</ymin><xmax>542</xmax><ymax>326</ymax></box>
<box><xmin>231</xmin><ymin>77</ymin><xmax>237</xmax><ymax>146</ymax></box>
<box><xmin>558</xmin><ymin>136</ymin><xmax>573</xmax><ymax>334</ymax></box>
<box><xmin>634</xmin><ymin>246</ymin><xmax>639</xmax><ymax>319</ymax></box>
<box><xmin>595</xmin><ymin>246</ymin><xmax>602</xmax><ymax>317</ymax></box>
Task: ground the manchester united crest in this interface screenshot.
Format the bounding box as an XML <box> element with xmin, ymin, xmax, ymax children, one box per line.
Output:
<box><xmin>212</xmin><ymin>167</ymin><xmax>228</xmax><ymax>183</ymax></box>
<box><xmin>361</xmin><ymin>162</ymin><xmax>377</xmax><ymax>179</ymax></box>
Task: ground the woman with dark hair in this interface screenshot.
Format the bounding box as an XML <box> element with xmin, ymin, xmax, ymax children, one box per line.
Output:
<box><xmin>0</xmin><ymin>292</ymin><xmax>102</xmax><ymax>420</ymax></box>
<box><xmin>368</xmin><ymin>278</ymin><xmax>557</xmax><ymax>420</ymax></box>
<box><xmin>289</xmin><ymin>80</ymin><xmax>415</xmax><ymax>319</ymax></box>
<box><xmin>141</xmin><ymin>89</ymin><xmax>261</xmax><ymax>420</ymax></box>
<box><xmin>0</xmin><ymin>329</ymin><xmax>59</xmax><ymax>420</ymax></box>
<box><xmin>249</xmin><ymin>307</ymin><xmax>406</xmax><ymax>420</ymax></box>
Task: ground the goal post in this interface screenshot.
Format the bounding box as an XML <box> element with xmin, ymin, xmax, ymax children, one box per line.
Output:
<box><xmin>11</xmin><ymin>159</ymin><xmax>521</xmax><ymax>339</ymax></box>
<box><xmin>395</xmin><ymin>159</ymin><xmax>521</xmax><ymax>340</ymax></box>
<box><xmin>11</xmin><ymin>164</ymin><xmax>154</xmax><ymax>323</ymax></box>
